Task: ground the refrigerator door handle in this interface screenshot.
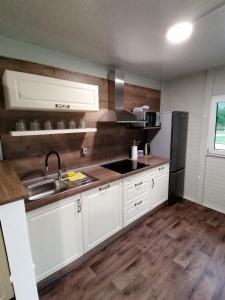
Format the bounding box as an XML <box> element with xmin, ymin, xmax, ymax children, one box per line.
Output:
<box><xmin>170</xmin><ymin>168</ymin><xmax>184</xmax><ymax>175</ymax></box>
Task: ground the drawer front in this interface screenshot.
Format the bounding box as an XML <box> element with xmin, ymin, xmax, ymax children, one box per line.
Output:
<box><xmin>123</xmin><ymin>170</ymin><xmax>151</xmax><ymax>186</ymax></box>
<box><xmin>123</xmin><ymin>178</ymin><xmax>151</xmax><ymax>206</ymax></box>
<box><xmin>123</xmin><ymin>197</ymin><xmax>149</xmax><ymax>226</ymax></box>
<box><xmin>123</xmin><ymin>163</ymin><xmax>169</xmax><ymax>186</ymax></box>
<box><xmin>150</xmin><ymin>163</ymin><xmax>170</xmax><ymax>175</ymax></box>
<box><xmin>82</xmin><ymin>180</ymin><xmax>122</xmax><ymax>197</ymax></box>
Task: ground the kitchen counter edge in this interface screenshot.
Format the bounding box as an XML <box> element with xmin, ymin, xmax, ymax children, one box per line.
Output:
<box><xmin>25</xmin><ymin>156</ymin><xmax>170</xmax><ymax>212</ymax></box>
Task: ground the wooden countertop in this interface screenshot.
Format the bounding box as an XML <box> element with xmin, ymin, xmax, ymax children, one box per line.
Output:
<box><xmin>25</xmin><ymin>156</ymin><xmax>170</xmax><ymax>212</ymax></box>
<box><xmin>0</xmin><ymin>156</ymin><xmax>169</xmax><ymax>209</ymax></box>
<box><xmin>0</xmin><ymin>161</ymin><xmax>28</xmax><ymax>206</ymax></box>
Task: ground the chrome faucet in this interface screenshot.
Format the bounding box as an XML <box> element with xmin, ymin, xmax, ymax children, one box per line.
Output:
<box><xmin>45</xmin><ymin>151</ymin><xmax>62</xmax><ymax>181</ymax></box>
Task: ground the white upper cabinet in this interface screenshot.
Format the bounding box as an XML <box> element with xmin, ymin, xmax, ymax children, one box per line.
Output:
<box><xmin>3</xmin><ymin>70</ymin><xmax>99</xmax><ymax>112</ymax></box>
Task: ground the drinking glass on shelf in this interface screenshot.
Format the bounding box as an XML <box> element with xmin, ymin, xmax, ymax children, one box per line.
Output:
<box><xmin>15</xmin><ymin>119</ymin><xmax>27</xmax><ymax>131</ymax></box>
<box><xmin>78</xmin><ymin>119</ymin><xmax>85</xmax><ymax>129</ymax></box>
<box><xmin>30</xmin><ymin>119</ymin><xmax>41</xmax><ymax>130</ymax></box>
<box><xmin>56</xmin><ymin>120</ymin><xmax>66</xmax><ymax>129</ymax></box>
<box><xmin>44</xmin><ymin>120</ymin><xmax>53</xmax><ymax>130</ymax></box>
<box><xmin>68</xmin><ymin>120</ymin><xmax>76</xmax><ymax>129</ymax></box>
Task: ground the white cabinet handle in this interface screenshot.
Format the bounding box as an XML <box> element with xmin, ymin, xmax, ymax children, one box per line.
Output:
<box><xmin>152</xmin><ymin>179</ymin><xmax>155</xmax><ymax>189</ymax></box>
<box><xmin>159</xmin><ymin>166</ymin><xmax>165</xmax><ymax>171</ymax></box>
<box><xmin>99</xmin><ymin>184</ymin><xmax>110</xmax><ymax>191</ymax></box>
<box><xmin>77</xmin><ymin>199</ymin><xmax>81</xmax><ymax>213</ymax></box>
<box><xmin>135</xmin><ymin>200</ymin><xmax>143</xmax><ymax>207</ymax></box>
<box><xmin>135</xmin><ymin>181</ymin><xmax>143</xmax><ymax>187</ymax></box>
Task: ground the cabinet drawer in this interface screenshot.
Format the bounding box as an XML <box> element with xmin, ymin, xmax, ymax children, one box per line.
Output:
<box><xmin>82</xmin><ymin>180</ymin><xmax>120</xmax><ymax>197</ymax></box>
<box><xmin>123</xmin><ymin>177</ymin><xmax>150</xmax><ymax>206</ymax></box>
<box><xmin>123</xmin><ymin>163</ymin><xmax>169</xmax><ymax>186</ymax></box>
<box><xmin>123</xmin><ymin>169</ymin><xmax>151</xmax><ymax>186</ymax></box>
<box><xmin>150</xmin><ymin>163</ymin><xmax>170</xmax><ymax>176</ymax></box>
<box><xmin>123</xmin><ymin>196</ymin><xmax>149</xmax><ymax>226</ymax></box>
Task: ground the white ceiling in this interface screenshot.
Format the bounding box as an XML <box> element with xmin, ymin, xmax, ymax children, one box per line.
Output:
<box><xmin>0</xmin><ymin>0</ymin><xmax>225</xmax><ymax>80</ymax></box>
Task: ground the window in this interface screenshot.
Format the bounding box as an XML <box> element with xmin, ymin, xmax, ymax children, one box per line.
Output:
<box><xmin>208</xmin><ymin>96</ymin><xmax>225</xmax><ymax>155</ymax></box>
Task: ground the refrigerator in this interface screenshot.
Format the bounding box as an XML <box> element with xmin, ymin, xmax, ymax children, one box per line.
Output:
<box><xmin>150</xmin><ymin>111</ymin><xmax>189</xmax><ymax>205</ymax></box>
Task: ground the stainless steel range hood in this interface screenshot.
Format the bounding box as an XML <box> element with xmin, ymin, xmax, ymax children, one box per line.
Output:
<box><xmin>108</xmin><ymin>70</ymin><xmax>145</xmax><ymax>124</ymax></box>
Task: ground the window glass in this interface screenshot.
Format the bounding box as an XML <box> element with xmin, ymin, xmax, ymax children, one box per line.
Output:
<box><xmin>215</xmin><ymin>102</ymin><xmax>225</xmax><ymax>150</ymax></box>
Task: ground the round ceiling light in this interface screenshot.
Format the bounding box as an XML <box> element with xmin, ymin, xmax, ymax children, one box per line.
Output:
<box><xmin>166</xmin><ymin>22</ymin><xmax>193</xmax><ymax>44</ymax></box>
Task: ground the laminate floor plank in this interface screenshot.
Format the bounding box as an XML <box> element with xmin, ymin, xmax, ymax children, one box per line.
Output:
<box><xmin>40</xmin><ymin>200</ymin><xmax>225</xmax><ymax>300</ymax></box>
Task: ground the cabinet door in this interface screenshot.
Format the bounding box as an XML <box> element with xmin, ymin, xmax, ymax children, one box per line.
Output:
<box><xmin>150</xmin><ymin>171</ymin><xmax>169</xmax><ymax>209</ymax></box>
<box><xmin>82</xmin><ymin>180</ymin><xmax>123</xmax><ymax>252</ymax></box>
<box><xmin>0</xmin><ymin>229</ymin><xmax>14</xmax><ymax>300</ymax></box>
<box><xmin>27</xmin><ymin>195</ymin><xmax>83</xmax><ymax>282</ymax></box>
<box><xmin>3</xmin><ymin>70</ymin><xmax>99</xmax><ymax>112</ymax></box>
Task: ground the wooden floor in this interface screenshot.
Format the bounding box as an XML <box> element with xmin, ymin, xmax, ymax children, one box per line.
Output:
<box><xmin>39</xmin><ymin>200</ymin><xmax>225</xmax><ymax>300</ymax></box>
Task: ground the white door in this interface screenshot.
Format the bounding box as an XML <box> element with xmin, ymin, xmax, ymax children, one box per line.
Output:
<box><xmin>27</xmin><ymin>195</ymin><xmax>83</xmax><ymax>282</ymax></box>
<box><xmin>150</xmin><ymin>171</ymin><xmax>169</xmax><ymax>209</ymax></box>
<box><xmin>82</xmin><ymin>180</ymin><xmax>123</xmax><ymax>253</ymax></box>
<box><xmin>0</xmin><ymin>229</ymin><xmax>14</xmax><ymax>300</ymax></box>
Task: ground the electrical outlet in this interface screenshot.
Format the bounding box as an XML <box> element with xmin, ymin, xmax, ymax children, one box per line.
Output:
<box><xmin>80</xmin><ymin>147</ymin><xmax>88</xmax><ymax>156</ymax></box>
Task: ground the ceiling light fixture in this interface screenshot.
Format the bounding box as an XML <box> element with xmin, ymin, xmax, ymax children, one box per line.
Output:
<box><xmin>166</xmin><ymin>22</ymin><xmax>193</xmax><ymax>44</ymax></box>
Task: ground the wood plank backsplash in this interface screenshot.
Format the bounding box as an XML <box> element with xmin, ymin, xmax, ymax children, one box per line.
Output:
<box><xmin>0</xmin><ymin>56</ymin><xmax>160</xmax><ymax>178</ymax></box>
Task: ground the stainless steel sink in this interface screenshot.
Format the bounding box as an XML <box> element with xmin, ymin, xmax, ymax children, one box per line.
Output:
<box><xmin>25</xmin><ymin>179</ymin><xmax>68</xmax><ymax>201</ymax></box>
<box><xmin>24</xmin><ymin>172</ymin><xmax>98</xmax><ymax>201</ymax></box>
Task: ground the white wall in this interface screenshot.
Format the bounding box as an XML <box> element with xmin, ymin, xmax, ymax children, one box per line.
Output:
<box><xmin>0</xmin><ymin>35</ymin><xmax>161</xmax><ymax>90</ymax></box>
<box><xmin>203</xmin><ymin>66</ymin><xmax>225</xmax><ymax>213</ymax></box>
<box><xmin>161</xmin><ymin>72</ymin><xmax>206</xmax><ymax>203</ymax></box>
<box><xmin>161</xmin><ymin>66</ymin><xmax>225</xmax><ymax>214</ymax></box>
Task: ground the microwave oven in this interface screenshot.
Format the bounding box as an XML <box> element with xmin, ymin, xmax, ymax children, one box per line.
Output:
<box><xmin>145</xmin><ymin>112</ymin><xmax>161</xmax><ymax>127</ymax></box>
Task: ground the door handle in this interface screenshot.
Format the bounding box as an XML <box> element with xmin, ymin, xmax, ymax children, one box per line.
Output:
<box><xmin>77</xmin><ymin>198</ymin><xmax>81</xmax><ymax>213</ymax></box>
<box><xmin>152</xmin><ymin>179</ymin><xmax>155</xmax><ymax>189</ymax></box>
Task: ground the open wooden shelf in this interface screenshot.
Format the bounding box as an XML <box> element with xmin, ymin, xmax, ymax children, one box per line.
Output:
<box><xmin>9</xmin><ymin>128</ymin><xmax>97</xmax><ymax>137</ymax></box>
<box><xmin>142</xmin><ymin>126</ymin><xmax>161</xmax><ymax>130</ymax></box>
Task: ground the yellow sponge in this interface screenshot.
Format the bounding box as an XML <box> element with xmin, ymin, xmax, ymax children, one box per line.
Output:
<box><xmin>66</xmin><ymin>170</ymin><xmax>87</xmax><ymax>182</ymax></box>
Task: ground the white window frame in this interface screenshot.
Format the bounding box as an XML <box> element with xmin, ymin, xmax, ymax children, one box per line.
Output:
<box><xmin>208</xmin><ymin>95</ymin><xmax>225</xmax><ymax>156</ymax></box>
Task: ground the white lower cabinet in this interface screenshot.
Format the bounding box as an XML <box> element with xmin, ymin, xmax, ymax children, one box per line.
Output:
<box><xmin>26</xmin><ymin>164</ymin><xmax>169</xmax><ymax>282</ymax></box>
<box><xmin>27</xmin><ymin>195</ymin><xmax>83</xmax><ymax>282</ymax></box>
<box><xmin>150</xmin><ymin>170</ymin><xmax>169</xmax><ymax>209</ymax></box>
<box><xmin>81</xmin><ymin>180</ymin><xmax>123</xmax><ymax>253</ymax></box>
<box><xmin>123</xmin><ymin>175</ymin><xmax>151</xmax><ymax>226</ymax></box>
<box><xmin>123</xmin><ymin>164</ymin><xmax>170</xmax><ymax>226</ymax></box>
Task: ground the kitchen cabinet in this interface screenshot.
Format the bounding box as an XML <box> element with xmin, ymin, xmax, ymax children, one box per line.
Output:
<box><xmin>123</xmin><ymin>175</ymin><xmax>151</xmax><ymax>226</ymax></box>
<box><xmin>25</xmin><ymin>163</ymin><xmax>169</xmax><ymax>282</ymax></box>
<box><xmin>0</xmin><ymin>229</ymin><xmax>14</xmax><ymax>300</ymax></box>
<box><xmin>123</xmin><ymin>163</ymin><xmax>170</xmax><ymax>226</ymax></box>
<box><xmin>81</xmin><ymin>180</ymin><xmax>123</xmax><ymax>252</ymax></box>
<box><xmin>3</xmin><ymin>70</ymin><xmax>99</xmax><ymax>112</ymax></box>
<box><xmin>150</xmin><ymin>167</ymin><xmax>169</xmax><ymax>209</ymax></box>
<box><xmin>27</xmin><ymin>195</ymin><xmax>83</xmax><ymax>282</ymax></box>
